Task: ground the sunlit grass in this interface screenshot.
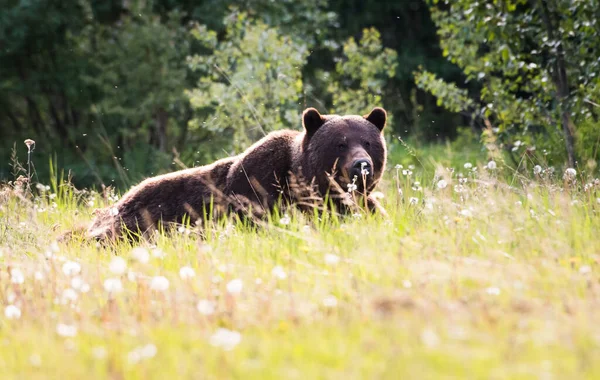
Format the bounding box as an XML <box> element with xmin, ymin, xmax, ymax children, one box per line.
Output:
<box><xmin>1</xmin><ymin>146</ymin><xmax>600</xmax><ymax>379</ymax></box>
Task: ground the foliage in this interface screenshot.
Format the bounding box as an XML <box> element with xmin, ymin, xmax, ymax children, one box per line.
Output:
<box><xmin>185</xmin><ymin>12</ymin><xmax>309</xmax><ymax>153</ymax></box>
<box><xmin>416</xmin><ymin>0</ymin><xmax>600</xmax><ymax>168</ymax></box>
<box><xmin>329</xmin><ymin>28</ymin><xmax>398</xmax><ymax>120</ymax></box>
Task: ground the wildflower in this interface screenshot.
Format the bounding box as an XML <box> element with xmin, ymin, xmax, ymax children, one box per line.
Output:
<box><xmin>322</xmin><ymin>295</ymin><xmax>338</xmax><ymax>308</ymax></box>
<box><xmin>485</xmin><ymin>287</ymin><xmax>501</xmax><ymax>295</ymax></box>
<box><xmin>360</xmin><ymin>162</ymin><xmax>370</xmax><ymax>176</ymax></box>
<box><xmin>56</xmin><ymin>323</ymin><xmax>78</xmax><ymax>337</ymax></box>
<box><xmin>421</xmin><ymin>328</ymin><xmax>440</xmax><ymax>348</ymax></box>
<box><xmin>61</xmin><ymin>288</ymin><xmax>78</xmax><ymax>303</ymax></box>
<box><xmin>179</xmin><ymin>266</ymin><xmax>196</xmax><ymax>280</ymax></box>
<box><xmin>279</xmin><ymin>214</ymin><xmax>291</xmax><ymax>225</ymax></box>
<box><xmin>437</xmin><ymin>179</ymin><xmax>448</xmax><ymax>189</ymax></box>
<box><xmin>34</xmin><ymin>271</ymin><xmax>44</xmax><ymax>281</ymax></box>
<box><xmin>4</xmin><ymin>305</ymin><xmax>21</xmax><ymax>320</ymax></box>
<box><xmin>152</xmin><ymin>248</ymin><xmax>165</xmax><ymax>259</ymax></box>
<box><xmin>272</xmin><ymin>265</ymin><xmax>287</xmax><ymax>280</ymax></box>
<box><xmin>402</xmin><ymin>169</ymin><xmax>413</xmax><ymax>176</ymax></box>
<box><xmin>486</xmin><ymin>161</ymin><xmax>497</xmax><ymax>170</ymax></box>
<box><xmin>460</xmin><ymin>209</ymin><xmax>473</xmax><ymax>218</ymax></box>
<box><xmin>109</xmin><ymin>257</ymin><xmax>127</xmax><ymax>275</ymax></box>
<box><xmin>226</xmin><ymin>279</ymin><xmax>243</xmax><ymax>294</ymax></box>
<box><xmin>347</xmin><ymin>182</ymin><xmax>357</xmax><ymax>192</ymax></box>
<box><xmin>62</xmin><ymin>261</ymin><xmax>81</xmax><ymax>276</ymax></box>
<box><xmin>533</xmin><ymin>165</ymin><xmax>542</xmax><ymax>175</ymax></box>
<box><xmin>131</xmin><ymin>247</ymin><xmax>150</xmax><ymax>263</ymax></box>
<box><xmin>579</xmin><ymin>265</ymin><xmax>591</xmax><ymax>274</ymax></box>
<box><xmin>209</xmin><ymin>328</ymin><xmax>242</xmax><ymax>351</ymax></box>
<box><xmin>395</xmin><ymin>164</ymin><xmax>403</xmax><ymax>169</ymax></box>
<box><xmin>103</xmin><ymin>278</ymin><xmax>123</xmax><ymax>293</ymax></box>
<box><xmin>10</xmin><ymin>268</ymin><xmax>25</xmax><ymax>284</ymax></box>
<box><xmin>463</xmin><ymin>162</ymin><xmax>473</xmax><ymax>169</ymax></box>
<box><xmin>563</xmin><ymin>168</ymin><xmax>577</xmax><ymax>180</ymax></box>
<box><xmin>109</xmin><ymin>207</ymin><xmax>119</xmax><ymax>216</ymax></box>
<box><xmin>150</xmin><ymin>276</ymin><xmax>169</xmax><ymax>291</ymax></box>
<box><xmin>324</xmin><ymin>254</ymin><xmax>340</xmax><ymax>266</ymax></box>
<box><xmin>128</xmin><ymin>344</ymin><xmax>157</xmax><ymax>364</ymax></box>
<box><xmin>409</xmin><ymin>197</ymin><xmax>419</xmax><ymax>205</ymax></box>
<box><xmin>24</xmin><ymin>139</ymin><xmax>35</xmax><ymax>150</ymax></box>
<box><xmin>197</xmin><ymin>299</ymin><xmax>216</xmax><ymax>315</ymax></box>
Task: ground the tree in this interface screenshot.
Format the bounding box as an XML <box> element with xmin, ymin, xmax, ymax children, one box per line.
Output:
<box><xmin>415</xmin><ymin>0</ymin><xmax>600</xmax><ymax>167</ymax></box>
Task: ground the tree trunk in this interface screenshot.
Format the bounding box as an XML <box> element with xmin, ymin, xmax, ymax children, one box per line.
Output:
<box><xmin>538</xmin><ymin>0</ymin><xmax>577</xmax><ymax>167</ymax></box>
<box><xmin>155</xmin><ymin>107</ymin><xmax>168</xmax><ymax>152</ymax></box>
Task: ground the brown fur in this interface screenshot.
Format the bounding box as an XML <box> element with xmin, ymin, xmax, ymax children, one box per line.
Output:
<box><xmin>82</xmin><ymin>107</ymin><xmax>388</xmax><ymax>241</ymax></box>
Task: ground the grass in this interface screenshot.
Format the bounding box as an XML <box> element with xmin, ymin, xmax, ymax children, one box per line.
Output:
<box><xmin>1</xmin><ymin>142</ymin><xmax>600</xmax><ymax>379</ymax></box>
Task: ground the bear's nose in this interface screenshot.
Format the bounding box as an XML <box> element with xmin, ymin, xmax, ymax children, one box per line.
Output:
<box><xmin>350</xmin><ymin>159</ymin><xmax>372</xmax><ymax>179</ymax></box>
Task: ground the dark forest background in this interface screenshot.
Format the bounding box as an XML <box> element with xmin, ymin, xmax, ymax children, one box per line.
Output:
<box><xmin>1</xmin><ymin>0</ymin><xmax>598</xmax><ymax>189</ymax></box>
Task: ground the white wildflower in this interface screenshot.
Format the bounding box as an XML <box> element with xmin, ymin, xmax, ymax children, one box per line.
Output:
<box><xmin>109</xmin><ymin>257</ymin><xmax>127</xmax><ymax>275</ymax></box>
<box><xmin>209</xmin><ymin>328</ymin><xmax>242</xmax><ymax>351</ymax></box>
<box><xmin>61</xmin><ymin>288</ymin><xmax>78</xmax><ymax>303</ymax></box>
<box><xmin>323</xmin><ymin>295</ymin><xmax>338</xmax><ymax>308</ymax></box>
<box><xmin>579</xmin><ymin>265</ymin><xmax>591</xmax><ymax>274</ymax></box>
<box><xmin>347</xmin><ymin>182</ymin><xmax>357</xmax><ymax>192</ymax></box>
<box><xmin>197</xmin><ymin>300</ymin><xmax>216</xmax><ymax>315</ymax></box>
<box><xmin>409</xmin><ymin>197</ymin><xmax>419</xmax><ymax>205</ymax></box>
<box><xmin>131</xmin><ymin>247</ymin><xmax>150</xmax><ymax>264</ymax></box>
<box><xmin>463</xmin><ymin>162</ymin><xmax>473</xmax><ymax>169</ymax></box>
<box><xmin>103</xmin><ymin>278</ymin><xmax>123</xmax><ymax>293</ymax></box>
<box><xmin>486</xmin><ymin>287</ymin><xmax>501</xmax><ymax>295</ymax></box>
<box><xmin>109</xmin><ymin>207</ymin><xmax>119</xmax><ymax>216</ymax></box>
<box><xmin>324</xmin><ymin>254</ymin><xmax>340</xmax><ymax>266</ymax></box>
<box><xmin>179</xmin><ymin>266</ymin><xmax>196</xmax><ymax>280</ymax></box>
<box><xmin>150</xmin><ymin>276</ymin><xmax>169</xmax><ymax>291</ymax></box>
<box><xmin>226</xmin><ymin>279</ymin><xmax>243</xmax><ymax>294</ymax></box>
<box><xmin>563</xmin><ymin>168</ymin><xmax>577</xmax><ymax>180</ymax></box>
<box><xmin>10</xmin><ymin>268</ymin><xmax>25</xmax><ymax>284</ymax></box>
<box><xmin>279</xmin><ymin>214</ymin><xmax>291</xmax><ymax>225</ymax></box>
<box><xmin>402</xmin><ymin>280</ymin><xmax>412</xmax><ymax>288</ymax></box>
<box><xmin>56</xmin><ymin>323</ymin><xmax>78</xmax><ymax>337</ymax></box>
<box><xmin>533</xmin><ymin>165</ymin><xmax>542</xmax><ymax>175</ymax></box>
<box><xmin>486</xmin><ymin>161</ymin><xmax>497</xmax><ymax>170</ymax></box>
<box><xmin>4</xmin><ymin>305</ymin><xmax>21</xmax><ymax>320</ymax></box>
<box><xmin>271</xmin><ymin>265</ymin><xmax>287</xmax><ymax>280</ymax></box>
<box><xmin>62</xmin><ymin>261</ymin><xmax>81</xmax><ymax>276</ymax></box>
<box><xmin>437</xmin><ymin>179</ymin><xmax>448</xmax><ymax>189</ymax></box>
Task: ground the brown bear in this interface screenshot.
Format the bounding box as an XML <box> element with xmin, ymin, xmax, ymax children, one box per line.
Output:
<box><xmin>84</xmin><ymin>107</ymin><xmax>388</xmax><ymax>241</ymax></box>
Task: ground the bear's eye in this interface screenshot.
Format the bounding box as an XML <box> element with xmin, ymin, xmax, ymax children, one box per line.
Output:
<box><xmin>364</xmin><ymin>141</ymin><xmax>371</xmax><ymax>148</ymax></box>
<box><xmin>337</xmin><ymin>143</ymin><xmax>348</xmax><ymax>151</ymax></box>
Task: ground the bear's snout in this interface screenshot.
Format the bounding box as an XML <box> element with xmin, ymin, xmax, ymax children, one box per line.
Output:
<box><xmin>349</xmin><ymin>158</ymin><xmax>373</xmax><ymax>182</ymax></box>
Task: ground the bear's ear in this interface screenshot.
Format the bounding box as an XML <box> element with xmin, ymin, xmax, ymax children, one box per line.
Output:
<box><xmin>302</xmin><ymin>107</ymin><xmax>325</xmax><ymax>136</ymax></box>
<box><xmin>364</xmin><ymin>107</ymin><xmax>387</xmax><ymax>132</ymax></box>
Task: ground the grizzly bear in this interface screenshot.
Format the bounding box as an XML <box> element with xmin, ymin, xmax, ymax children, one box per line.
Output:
<box><xmin>84</xmin><ymin>107</ymin><xmax>388</xmax><ymax>241</ymax></box>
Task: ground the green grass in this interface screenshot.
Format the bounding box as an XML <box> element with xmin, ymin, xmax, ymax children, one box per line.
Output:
<box><xmin>1</xmin><ymin>143</ymin><xmax>600</xmax><ymax>379</ymax></box>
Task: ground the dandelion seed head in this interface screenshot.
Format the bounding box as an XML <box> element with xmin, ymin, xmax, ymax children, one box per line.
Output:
<box><xmin>150</xmin><ymin>276</ymin><xmax>169</xmax><ymax>291</ymax></box>
<box><xmin>279</xmin><ymin>214</ymin><xmax>291</xmax><ymax>225</ymax></box>
<box><xmin>56</xmin><ymin>323</ymin><xmax>78</xmax><ymax>337</ymax></box>
<box><xmin>131</xmin><ymin>247</ymin><xmax>150</xmax><ymax>264</ymax></box>
<box><xmin>4</xmin><ymin>305</ymin><xmax>21</xmax><ymax>319</ymax></box>
<box><xmin>323</xmin><ymin>295</ymin><xmax>338</xmax><ymax>308</ymax></box>
<box><xmin>486</xmin><ymin>287</ymin><xmax>501</xmax><ymax>295</ymax></box>
<box><xmin>533</xmin><ymin>165</ymin><xmax>542</xmax><ymax>175</ymax></box>
<box><xmin>62</xmin><ymin>261</ymin><xmax>81</xmax><ymax>276</ymax></box>
<box><xmin>271</xmin><ymin>265</ymin><xmax>287</xmax><ymax>280</ymax></box>
<box><xmin>109</xmin><ymin>257</ymin><xmax>127</xmax><ymax>275</ymax></box>
<box><xmin>179</xmin><ymin>266</ymin><xmax>196</xmax><ymax>280</ymax></box>
<box><xmin>486</xmin><ymin>161</ymin><xmax>497</xmax><ymax>170</ymax></box>
<box><xmin>226</xmin><ymin>279</ymin><xmax>243</xmax><ymax>294</ymax></box>
<box><xmin>437</xmin><ymin>179</ymin><xmax>448</xmax><ymax>189</ymax></box>
<box><xmin>103</xmin><ymin>278</ymin><xmax>123</xmax><ymax>293</ymax></box>
<box><xmin>324</xmin><ymin>253</ymin><xmax>340</xmax><ymax>265</ymax></box>
<box><xmin>197</xmin><ymin>299</ymin><xmax>216</xmax><ymax>315</ymax></box>
<box><xmin>464</xmin><ymin>162</ymin><xmax>473</xmax><ymax>169</ymax></box>
<box><xmin>563</xmin><ymin>168</ymin><xmax>577</xmax><ymax>180</ymax></box>
<box><xmin>209</xmin><ymin>328</ymin><xmax>242</xmax><ymax>351</ymax></box>
<box><xmin>10</xmin><ymin>268</ymin><xmax>25</xmax><ymax>284</ymax></box>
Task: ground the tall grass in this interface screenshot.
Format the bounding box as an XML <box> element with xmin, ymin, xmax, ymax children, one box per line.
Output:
<box><xmin>0</xmin><ymin>143</ymin><xmax>599</xmax><ymax>379</ymax></box>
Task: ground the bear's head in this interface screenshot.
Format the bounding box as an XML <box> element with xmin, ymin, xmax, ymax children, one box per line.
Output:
<box><xmin>300</xmin><ymin>107</ymin><xmax>387</xmax><ymax>197</ymax></box>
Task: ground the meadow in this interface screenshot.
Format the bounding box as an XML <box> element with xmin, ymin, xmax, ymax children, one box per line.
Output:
<box><xmin>1</xmin><ymin>141</ymin><xmax>600</xmax><ymax>379</ymax></box>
